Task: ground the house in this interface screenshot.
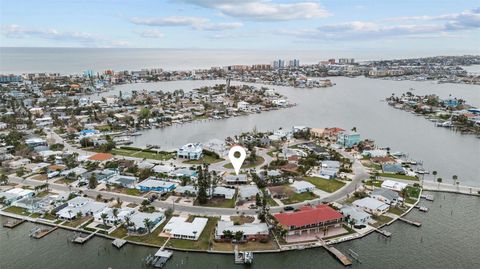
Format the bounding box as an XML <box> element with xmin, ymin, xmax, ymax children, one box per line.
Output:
<box><xmin>177</xmin><ymin>143</ymin><xmax>203</xmax><ymax>160</ymax></box>
<box><xmin>136</xmin><ymin>179</ymin><xmax>177</xmax><ymax>192</ymax></box>
<box><xmin>0</xmin><ymin>188</ymin><xmax>35</xmax><ymax>205</ymax></box>
<box><xmin>88</xmin><ymin>153</ymin><xmax>114</xmax><ymax>162</ymax></box>
<box><xmin>25</xmin><ymin>138</ymin><xmax>48</xmax><ymax>149</ymax></box>
<box><xmin>211</xmin><ymin>187</ymin><xmax>235</xmax><ymax>199</ymax></box>
<box><xmin>274</xmin><ymin>205</ymin><xmax>344</xmax><ymax>242</ymax></box>
<box><xmin>171</xmin><ymin>168</ymin><xmax>197</xmax><ymax>179</ymax></box>
<box><xmin>382</xmin><ymin>163</ymin><xmax>405</xmax><ymax>174</ymax></box>
<box><xmin>108</xmin><ymin>175</ymin><xmax>138</xmax><ymax>188</ymax></box>
<box><xmin>337</xmin><ymin>131</ymin><xmax>360</xmax><ymax>148</ymax></box>
<box><xmin>371</xmin><ymin>188</ymin><xmax>401</xmax><ymax>205</ymax></box>
<box><xmin>381</xmin><ymin>180</ymin><xmax>408</xmax><ymax>192</ymax></box>
<box><xmin>128</xmin><ymin>211</ymin><xmax>165</xmax><ymax>234</ymax></box>
<box><xmin>93</xmin><ymin>208</ymin><xmax>135</xmax><ymax>226</ymax></box>
<box><xmin>56</xmin><ymin>197</ymin><xmax>107</xmax><ymax>220</ymax></box>
<box><xmin>362</xmin><ymin>149</ymin><xmax>388</xmax><ymax>158</ymax></box>
<box><xmin>224</xmin><ymin>174</ymin><xmax>248</xmax><ymax>185</ymax></box>
<box><xmin>162</xmin><ymin>216</ymin><xmax>208</xmax><ymax>240</ymax></box>
<box><xmin>174</xmin><ymin>185</ymin><xmax>197</xmax><ymax>196</ymax></box>
<box><xmin>352</xmin><ymin>197</ymin><xmax>389</xmax><ymax>216</ymax></box>
<box><xmin>237</xmin><ymin>101</ymin><xmax>250</xmax><ymax>110</ymax></box>
<box><xmin>340</xmin><ymin>205</ymin><xmax>371</xmax><ymax>226</ymax></box>
<box><xmin>290</xmin><ymin>180</ymin><xmax>315</xmax><ymax>193</ymax></box>
<box><xmin>7</xmin><ymin>158</ymin><xmax>31</xmax><ymax>170</ymax></box>
<box><xmin>238</xmin><ymin>185</ymin><xmax>261</xmax><ymax>201</ymax></box>
<box><xmin>215</xmin><ymin>221</ymin><xmax>269</xmax><ymax>242</ymax></box>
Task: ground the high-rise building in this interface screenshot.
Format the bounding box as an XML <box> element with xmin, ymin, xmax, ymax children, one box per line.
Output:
<box><xmin>338</xmin><ymin>58</ymin><xmax>355</xmax><ymax>64</ymax></box>
<box><xmin>288</xmin><ymin>59</ymin><xmax>300</xmax><ymax>68</ymax></box>
<box><xmin>273</xmin><ymin>59</ymin><xmax>285</xmax><ymax>69</ymax></box>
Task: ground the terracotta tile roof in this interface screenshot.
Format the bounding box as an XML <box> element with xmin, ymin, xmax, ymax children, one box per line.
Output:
<box><xmin>88</xmin><ymin>153</ymin><xmax>113</xmax><ymax>161</ymax></box>
<box><xmin>274</xmin><ymin>205</ymin><xmax>343</xmax><ymax>227</ymax></box>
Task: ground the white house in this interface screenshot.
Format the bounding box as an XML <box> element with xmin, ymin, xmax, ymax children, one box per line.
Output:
<box><xmin>0</xmin><ymin>188</ymin><xmax>35</xmax><ymax>205</ymax></box>
<box><xmin>93</xmin><ymin>208</ymin><xmax>135</xmax><ymax>225</ymax></box>
<box><xmin>128</xmin><ymin>211</ymin><xmax>165</xmax><ymax>234</ymax></box>
<box><xmin>371</xmin><ymin>188</ymin><xmax>401</xmax><ymax>205</ymax></box>
<box><xmin>177</xmin><ymin>143</ymin><xmax>203</xmax><ymax>160</ymax></box>
<box><xmin>340</xmin><ymin>205</ymin><xmax>371</xmax><ymax>225</ymax></box>
<box><xmin>290</xmin><ymin>181</ymin><xmax>315</xmax><ymax>193</ymax></box>
<box><xmin>56</xmin><ymin>197</ymin><xmax>107</xmax><ymax>220</ymax></box>
<box><xmin>162</xmin><ymin>216</ymin><xmax>208</xmax><ymax>240</ymax></box>
<box><xmin>352</xmin><ymin>197</ymin><xmax>389</xmax><ymax>216</ymax></box>
<box><xmin>237</xmin><ymin>101</ymin><xmax>250</xmax><ymax>111</ymax></box>
<box><xmin>381</xmin><ymin>180</ymin><xmax>408</xmax><ymax>192</ymax></box>
<box><xmin>215</xmin><ymin>221</ymin><xmax>269</xmax><ymax>241</ymax></box>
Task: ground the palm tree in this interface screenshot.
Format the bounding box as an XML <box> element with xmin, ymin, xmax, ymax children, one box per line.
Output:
<box><xmin>100</xmin><ymin>213</ymin><xmax>108</xmax><ymax>227</ymax></box>
<box><xmin>400</xmin><ymin>188</ymin><xmax>407</xmax><ymax>206</ymax></box>
<box><xmin>437</xmin><ymin>177</ymin><xmax>443</xmax><ymax>189</ymax></box>
<box><xmin>432</xmin><ymin>171</ymin><xmax>437</xmax><ymax>182</ymax></box>
<box><xmin>112</xmin><ymin>208</ymin><xmax>119</xmax><ymax>224</ymax></box>
<box><xmin>143</xmin><ymin>218</ymin><xmax>152</xmax><ymax>234</ymax></box>
<box><xmin>452</xmin><ymin>175</ymin><xmax>458</xmax><ymax>186</ymax></box>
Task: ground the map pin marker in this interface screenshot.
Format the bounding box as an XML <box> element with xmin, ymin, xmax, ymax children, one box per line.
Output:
<box><xmin>228</xmin><ymin>145</ymin><xmax>246</xmax><ymax>175</ymax></box>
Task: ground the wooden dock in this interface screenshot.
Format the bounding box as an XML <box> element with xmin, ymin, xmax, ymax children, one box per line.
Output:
<box><xmin>2</xmin><ymin>219</ymin><xmax>25</xmax><ymax>228</ymax></box>
<box><xmin>323</xmin><ymin>245</ymin><xmax>352</xmax><ymax>266</ymax></box>
<box><xmin>72</xmin><ymin>231</ymin><xmax>97</xmax><ymax>244</ymax></box>
<box><xmin>374</xmin><ymin>229</ymin><xmax>392</xmax><ymax>237</ymax></box>
<box><xmin>112</xmin><ymin>239</ymin><xmax>127</xmax><ymax>249</ymax></box>
<box><xmin>398</xmin><ymin>218</ymin><xmax>422</xmax><ymax>227</ymax></box>
<box><xmin>420</xmin><ymin>194</ymin><xmax>434</xmax><ymax>201</ymax></box>
<box><xmin>414</xmin><ymin>205</ymin><xmax>429</xmax><ymax>212</ymax></box>
<box><xmin>31</xmin><ymin>226</ymin><xmax>58</xmax><ymax>239</ymax></box>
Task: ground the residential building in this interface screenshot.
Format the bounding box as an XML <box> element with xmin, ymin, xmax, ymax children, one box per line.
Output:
<box><xmin>93</xmin><ymin>208</ymin><xmax>135</xmax><ymax>226</ymax></box>
<box><xmin>382</xmin><ymin>163</ymin><xmax>405</xmax><ymax>174</ymax></box>
<box><xmin>340</xmin><ymin>205</ymin><xmax>371</xmax><ymax>225</ymax></box>
<box><xmin>128</xmin><ymin>211</ymin><xmax>165</xmax><ymax>234</ymax></box>
<box><xmin>56</xmin><ymin>197</ymin><xmax>107</xmax><ymax>220</ymax></box>
<box><xmin>290</xmin><ymin>180</ymin><xmax>315</xmax><ymax>193</ymax></box>
<box><xmin>177</xmin><ymin>143</ymin><xmax>203</xmax><ymax>160</ymax></box>
<box><xmin>352</xmin><ymin>197</ymin><xmax>390</xmax><ymax>216</ymax></box>
<box><xmin>215</xmin><ymin>221</ymin><xmax>269</xmax><ymax>242</ymax></box>
<box><xmin>238</xmin><ymin>185</ymin><xmax>261</xmax><ymax>201</ymax></box>
<box><xmin>224</xmin><ymin>174</ymin><xmax>248</xmax><ymax>185</ymax></box>
<box><xmin>163</xmin><ymin>216</ymin><xmax>208</xmax><ymax>240</ymax></box>
<box><xmin>337</xmin><ymin>131</ymin><xmax>361</xmax><ymax>148</ymax></box>
<box><xmin>0</xmin><ymin>188</ymin><xmax>35</xmax><ymax>205</ymax></box>
<box><xmin>381</xmin><ymin>180</ymin><xmax>408</xmax><ymax>192</ymax></box>
<box><xmin>136</xmin><ymin>179</ymin><xmax>177</xmax><ymax>192</ymax></box>
<box><xmin>371</xmin><ymin>188</ymin><xmax>401</xmax><ymax>205</ymax></box>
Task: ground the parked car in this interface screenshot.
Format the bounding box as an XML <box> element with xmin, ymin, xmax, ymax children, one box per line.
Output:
<box><xmin>283</xmin><ymin>206</ymin><xmax>294</xmax><ymax>211</ymax></box>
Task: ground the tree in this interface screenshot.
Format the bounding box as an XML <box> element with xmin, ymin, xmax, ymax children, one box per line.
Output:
<box><xmin>234</xmin><ymin>231</ymin><xmax>244</xmax><ymax>242</ymax></box>
<box><xmin>112</xmin><ymin>208</ymin><xmax>119</xmax><ymax>223</ymax></box>
<box><xmin>437</xmin><ymin>177</ymin><xmax>443</xmax><ymax>188</ymax></box>
<box><xmin>100</xmin><ymin>213</ymin><xmax>108</xmax><ymax>227</ymax></box>
<box><xmin>222</xmin><ymin>230</ymin><xmax>233</xmax><ymax>240</ymax></box>
<box><xmin>255</xmin><ymin>193</ymin><xmax>262</xmax><ymax>206</ymax></box>
<box><xmin>88</xmin><ymin>174</ymin><xmax>98</xmax><ymax>189</ymax></box>
<box><xmin>432</xmin><ymin>171</ymin><xmax>437</xmax><ymax>182</ymax></box>
<box><xmin>196</xmin><ymin>165</ymin><xmax>208</xmax><ymax>204</ymax></box>
<box><xmin>0</xmin><ymin>174</ymin><xmax>8</xmax><ymax>185</ymax></box>
<box><xmin>452</xmin><ymin>175</ymin><xmax>458</xmax><ymax>186</ymax></box>
<box><xmin>143</xmin><ymin>218</ymin><xmax>153</xmax><ymax>234</ymax></box>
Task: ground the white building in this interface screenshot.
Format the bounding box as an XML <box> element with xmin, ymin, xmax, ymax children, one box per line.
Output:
<box><xmin>353</xmin><ymin>197</ymin><xmax>389</xmax><ymax>216</ymax></box>
<box><xmin>177</xmin><ymin>143</ymin><xmax>203</xmax><ymax>160</ymax></box>
<box><xmin>163</xmin><ymin>216</ymin><xmax>208</xmax><ymax>240</ymax></box>
<box><xmin>340</xmin><ymin>205</ymin><xmax>371</xmax><ymax>225</ymax></box>
<box><xmin>290</xmin><ymin>180</ymin><xmax>316</xmax><ymax>193</ymax></box>
<box><xmin>56</xmin><ymin>197</ymin><xmax>107</xmax><ymax>220</ymax></box>
<box><xmin>381</xmin><ymin>180</ymin><xmax>408</xmax><ymax>192</ymax></box>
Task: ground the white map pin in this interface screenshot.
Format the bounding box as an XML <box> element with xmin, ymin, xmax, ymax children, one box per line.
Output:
<box><xmin>228</xmin><ymin>145</ymin><xmax>246</xmax><ymax>175</ymax></box>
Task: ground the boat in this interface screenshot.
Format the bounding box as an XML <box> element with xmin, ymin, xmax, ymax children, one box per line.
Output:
<box><xmin>146</xmin><ymin>249</ymin><xmax>173</xmax><ymax>268</ymax></box>
<box><xmin>234</xmin><ymin>245</ymin><xmax>253</xmax><ymax>264</ymax></box>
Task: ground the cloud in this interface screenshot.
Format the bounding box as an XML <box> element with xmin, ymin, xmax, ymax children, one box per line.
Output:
<box><xmin>177</xmin><ymin>0</ymin><xmax>330</xmax><ymax>21</ymax></box>
<box><xmin>130</xmin><ymin>15</ymin><xmax>242</xmax><ymax>31</ymax></box>
<box><xmin>276</xmin><ymin>7</ymin><xmax>480</xmax><ymax>40</ymax></box>
<box><xmin>135</xmin><ymin>29</ymin><xmax>165</xmax><ymax>38</ymax></box>
<box><xmin>1</xmin><ymin>24</ymin><xmax>129</xmax><ymax>47</ymax></box>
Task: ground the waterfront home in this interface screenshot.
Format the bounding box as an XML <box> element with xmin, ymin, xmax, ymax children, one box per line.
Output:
<box><xmin>56</xmin><ymin>197</ymin><xmax>107</xmax><ymax>220</ymax></box>
<box><xmin>337</xmin><ymin>131</ymin><xmax>361</xmax><ymax>148</ymax></box>
<box><xmin>290</xmin><ymin>180</ymin><xmax>315</xmax><ymax>193</ymax></box>
<box><xmin>238</xmin><ymin>185</ymin><xmax>261</xmax><ymax>201</ymax></box>
<box><xmin>162</xmin><ymin>216</ymin><xmax>208</xmax><ymax>240</ymax></box>
<box><xmin>128</xmin><ymin>211</ymin><xmax>165</xmax><ymax>234</ymax></box>
<box><xmin>381</xmin><ymin>163</ymin><xmax>405</xmax><ymax>174</ymax></box>
<box><xmin>12</xmin><ymin>195</ymin><xmax>57</xmax><ymax>213</ymax></box>
<box><xmin>237</xmin><ymin>101</ymin><xmax>250</xmax><ymax>111</ymax></box>
<box><xmin>135</xmin><ymin>179</ymin><xmax>177</xmax><ymax>192</ymax></box>
<box><xmin>371</xmin><ymin>188</ymin><xmax>401</xmax><ymax>205</ymax></box>
<box><xmin>170</xmin><ymin>168</ymin><xmax>198</xmax><ymax>179</ymax></box>
<box><xmin>0</xmin><ymin>188</ymin><xmax>35</xmax><ymax>205</ymax></box>
<box><xmin>274</xmin><ymin>205</ymin><xmax>344</xmax><ymax>242</ymax></box>
<box><xmin>362</xmin><ymin>149</ymin><xmax>388</xmax><ymax>158</ymax></box>
<box><xmin>88</xmin><ymin>152</ymin><xmax>114</xmax><ymax>162</ymax></box>
<box><xmin>177</xmin><ymin>143</ymin><xmax>203</xmax><ymax>160</ymax></box>
<box><xmin>381</xmin><ymin>180</ymin><xmax>408</xmax><ymax>192</ymax></box>
<box><xmin>340</xmin><ymin>205</ymin><xmax>371</xmax><ymax>226</ymax></box>
<box><xmin>108</xmin><ymin>174</ymin><xmax>138</xmax><ymax>188</ymax></box>
<box><xmin>352</xmin><ymin>197</ymin><xmax>389</xmax><ymax>216</ymax></box>
<box><xmin>93</xmin><ymin>208</ymin><xmax>135</xmax><ymax>226</ymax></box>
<box><xmin>214</xmin><ymin>221</ymin><xmax>269</xmax><ymax>242</ymax></box>
<box><xmin>225</xmin><ymin>174</ymin><xmax>248</xmax><ymax>185</ymax></box>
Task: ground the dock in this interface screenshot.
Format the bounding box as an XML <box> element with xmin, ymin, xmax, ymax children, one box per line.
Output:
<box><xmin>323</xmin><ymin>244</ymin><xmax>352</xmax><ymax>266</ymax></box>
<box><xmin>374</xmin><ymin>229</ymin><xmax>392</xmax><ymax>237</ymax></box>
<box><xmin>234</xmin><ymin>245</ymin><xmax>254</xmax><ymax>264</ymax></box>
<box><xmin>72</xmin><ymin>231</ymin><xmax>97</xmax><ymax>244</ymax></box>
<box><xmin>414</xmin><ymin>205</ymin><xmax>429</xmax><ymax>212</ymax></box>
<box><xmin>112</xmin><ymin>239</ymin><xmax>127</xmax><ymax>249</ymax></box>
<box><xmin>3</xmin><ymin>219</ymin><xmax>25</xmax><ymax>228</ymax></box>
<box><xmin>30</xmin><ymin>226</ymin><xmax>58</xmax><ymax>239</ymax></box>
<box><xmin>398</xmin><ymin>217</ymin><xmax>422</xmax><ymax>227</ymax></box>
<box><xmin>145</xmin><ymin>249</ymin><xmax>173</xmax><ymax>268</ymax></box>
<box><xmin>420</xmin><ymin>194</ymin><xmax>434</xmax><ymax>201</ymax></box>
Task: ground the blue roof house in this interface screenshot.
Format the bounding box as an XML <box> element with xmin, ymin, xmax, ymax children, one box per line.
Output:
<box><xmin>136</xmin><ymin>178</ymin><xmax>177</xmax><ymax>192</ymax></box>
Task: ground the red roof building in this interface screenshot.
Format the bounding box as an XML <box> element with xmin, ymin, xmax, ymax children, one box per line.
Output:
<box><xmin>275</xmin><ymin>205</ymin><xmax>344</xmax><ymax>229</ymax></box>
<box><xmin>88</xmin><ymin>153</ymin><xmax>114</xmax><ymax>162</ymax></box>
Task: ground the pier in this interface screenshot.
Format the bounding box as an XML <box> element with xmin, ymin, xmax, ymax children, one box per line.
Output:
<box><xmin>30</xmin><ymin>226</ymin><xmax>58</xmax><ymax>239</ymax></box>
<box><xmin>2</xmin><ymin>219</ymin><xmax>25</xmax><ymax>228</ymax></box>
<box><xmin>145</xmin><ymin>249</ymin><xmax>173</xmax><ymax>268</ymax></box>
<box><xmin>398</xmin><ymin>218</ymin><xmax>422</xmax><ymax>227</ymax></box>
<box><xmin>374</xmin><ymin>229</ymin><xmax>392</xmax><ymax>237</ymax></box>
<box><xmin>420</xmin><ymin>194</ymin><xmax>435</xmax><ymax>201</ymax></box>
<box><xmin>234</xmin><ymin>245</ymin><xmax>254</xmax><ymax>264</ymax></box>
<box><xmin>112</xmin><ymin>239</ymin><xmax>127</xmax><ymax>249</ymax></box>
<box><xmin>323</xmin><ymin>244</ymin><xmax>352</xmax><ymax>266</ymax></box>
<box><xmin>72</xmin><ymin>231</ymin><xmax>97</xmax><ymax>244</ymax></box>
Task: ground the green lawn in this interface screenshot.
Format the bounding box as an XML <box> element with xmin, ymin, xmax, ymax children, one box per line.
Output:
<box><xmin>3</xmin><ymin>206</ymin><xmax>30</xmax><ymax>216</ymax></box>
<box><xmin>167</xmin><ymin>217</ymin><xmax>218</xmax><ymax>250</ymax></box>
<box><xmin>126</xmin><ymin>217</ymin><xmax>171</xmax><ymax>246</ymax></box>
<box><xmin>184</xmin><ymin>155</ymin><xmax>224</xmax><ymax>164</ymax></box>
<box><xmin>63</xmin><ymin>216</ymin><xmax>92</xmax><ymax>228</ymax></box>
<box><xmin>371</xmin><ymin>215</ymin><xmax>394</xmax><ymax>228</ymax></box>
<box><xmin>223</xmin><ymin>156</ymin><xmax>265</xmax><ymax>169</ymax></box>
<box><xmin>266</xmin><ymin>196</ymin><xmax>279</xmax><ymax>206</ymax></box>
<box><xmin>282</xmin><ymin>191</ymin><xmax>318</xmax><ymax>205</ymax></box>
<box><xmin>379</xmin><ymin>173</ymin><xmax>418</xmax><ymax>181</ymax></box>
<box><xmin>404</xmin><ymin>186</ymin><xmax>421</xmax><ymax>204</ymax></box>
<box><xmin>194</xmin><ymin>197</ymin><xmax>236</xmax><ymax>208</ymax></box>
<box><xmin>388</xmin><ymin>206</ymin><xmax>406</xmax><ymax>216</ymax></box>
<box><xmin>110</xmin><ymin>148</ymin><xmax>174</xmax><ymax>161</ymax></box>
<box><xmin>110</xmin><ymin>227</ymin><xmax>128</xmax><ymax>238</ymax></box>
<box><xmin>304</xmin><ymin>177</ymin><xmax>345</xmax><ymax>193</ymax></box>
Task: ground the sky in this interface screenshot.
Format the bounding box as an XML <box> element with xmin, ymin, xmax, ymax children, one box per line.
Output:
<box><xmin>0</xmin><ymin>0</ymin><xmax>479</xmax><ymax>55</ymax></box>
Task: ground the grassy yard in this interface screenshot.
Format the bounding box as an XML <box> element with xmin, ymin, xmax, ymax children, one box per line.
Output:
<box><xmin>213</xmin><ymin>240</ymin><xmax>278</xmax><ymax>252</ymax></box>
<box><xmin>167</xmin><ymin>217</ymin><xmax>218</xmax><ymax>250</ymax></box>
<box><xmin>371</xmin><ymin>215</ymin><xmax>394</xmax><ymax>228</ymax></box>
<box><xmin>304</xmin><ymin>177</ymin><xmax>345</xmax><ymax>193</ymax></box>
<box><xmin>3</xmin><ymin>206</ymin><xmax>30</xmax><ymax>216</ymax></box>
<box><xmin>364</xmin><ymin>179</ymin><xmax>383</xmax><ymax>188</ymax></box>
<box><xmin>230</xmin><ymin>215</ymin><xmax>255</xmax><ymax>224</ymax></box>
<box><xmin>126</xmin><ymin>217</ymin><xmax>171</xmax><ymax>246</ymax></box>
<box><xmin>110</xmin><ymin>148</ymin><xmax>174</xmax><ymax>161</ymax></box>
<box><xmin>266</xmin><ymin>196</ymin><xmax>279</xmax><ymax>206</ymax></box>
<box><xmin>63</xmin><ymin>216</ymin><xmax>92</xmax><ymax>228</ymax></box>
<box><xmin>379</xmin><ymin>173</ymin><xmax>418</xmax><ymax>181</ymax></box>
<box><xmin>194</xmin><ymin>197</ymin><xmax>236</xmax><ymax>208</ymax></box>
<box><xmin>223</xmin><ymin>156</ymin><xmax>265</xmax><ymax>169</ymax></box>
<box><xmin>388</xmin><ymin>206</ymin><xmax>406</xmax><ymax>216</ymax></box>
<box><xmin>282</xmin><ymin>191</ymin><xmax>318</xmax><ymax>205</ymax></box>
<box><xmin>110</xmin><ymin>227</ymin><xmax>128</xmax><ymax>238</ymax></box>
<box><xmin>404</xmin><ymin>186</ymin><xmax>421</xmax><ymax>204</ymax></box>
<box><xmin>184</xmin><ymin>155</ymin><xmax>224</xmax><ymax>164</ymax></box>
